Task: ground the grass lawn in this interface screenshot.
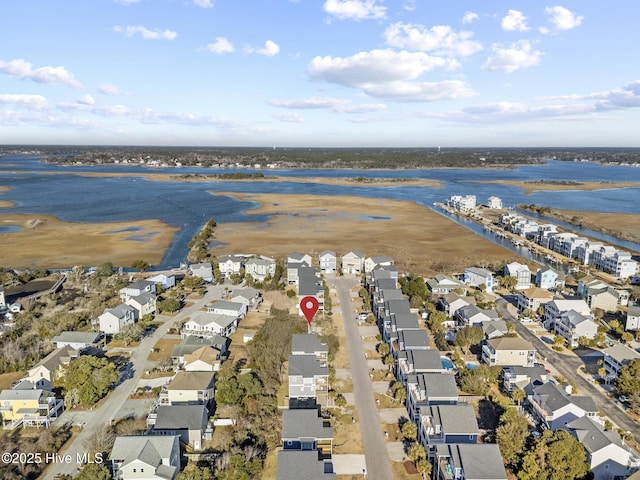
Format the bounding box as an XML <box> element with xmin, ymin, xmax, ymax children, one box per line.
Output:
<box><xmin>331</xmin><ymin>409</ymin><xmax>364</xmax><ymax>454</ymax></box>
<box><xmin>391</xmin><ymin>461</ymin><xmax>422</xmax><ymax>480</ymax></box>
<box><xmin>148</xmin><ymin>337</ymin><xmax>181</xmax><ymax>362</ymax></box>
<box><xmin>262</xmin><ymin>447</ymin><xmax>279</xmax><ymax>480</ymax></box>
<box><xmin>0</xmin><ymin>371</ymin><xmax>25</xmax><ymax>390</ymax></box>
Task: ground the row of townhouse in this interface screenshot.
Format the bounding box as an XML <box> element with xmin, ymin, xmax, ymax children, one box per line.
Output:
<box><xmin>279</xmin><ymin>333</ymin><xmax>335</xmax><ymax>479</ymax></box>
<box><xmin>500</xmin><ymin>213</ymin><xmax>638</xmax><ymax>279</ymax></box>
<box><xmin>289</xmin><ymin>250</ymin><xmax>394</xmax><ymax>278</ymax></box>
<box><xmin>365</xmin><ymin>264</ymin><xmax>509</xmax><ymax>480</ymax></box>
<box><xmin>446</xmin><ymin>194</ymin><xmax>503</xmax><ymax>211</ymax></box>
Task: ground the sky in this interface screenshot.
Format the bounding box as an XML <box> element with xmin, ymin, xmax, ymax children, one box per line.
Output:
<box><xmin>1</xmin><ymin>0</ymin><xmax>639</xmax><ymax>148</ymax></box>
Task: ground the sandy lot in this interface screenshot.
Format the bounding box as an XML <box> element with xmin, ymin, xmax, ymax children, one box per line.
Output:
<box><xmin>210</xmin><ymin>192</ymin><xmax>521</xmax><ymax>275</ymax></box>
<box><xmin>0</xmin><ymin>214</ymin><xmax>179</xmax><ymax>268</ymax></box>
<box><xmin>481</xmin><ymin>179</ymin><xmax>640</xmax><ymax>195</ymax></box>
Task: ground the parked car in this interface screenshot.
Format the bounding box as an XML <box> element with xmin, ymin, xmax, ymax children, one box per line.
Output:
<box><xmin>358</xmin><ymin>312</ymin><xmax>369</xmax><ymax>321</ymax></box>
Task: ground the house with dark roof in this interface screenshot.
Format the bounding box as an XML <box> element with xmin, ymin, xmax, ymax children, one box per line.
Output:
<box><xmin>119</xmin><ymin>280</ymin><xmax>156</xmax><ymax>302</ymax></box>
<box><xmin>110</xmin><ymin>435</ymin><xmax>180</xmax><ymax>480</ymax></box>
<box><xmin>406</xmin><ymin>373</ymin><xmax>458</xmax><ymax>421</ymax></box>
<box><xmin>456</xmin><ymin>304</ymin><xmax>499</xmax><ymax>327</ymax></box>
<box><xmin>297</xmin><ymin>267</ymin><xmax>324</xmax><ymax>315</ymax></box>
<box><xmin>126</xmin><ymin>291</ymin><xmax>157</xmax><ymax>318</ymax></box>
<box><xmin>396</xmin><ymin>350</ymin><xmax>445</xmax><ymax>383</ymax></box>
<box><xmin>291</xmin><ymin>334</ymin><xmax>328</xmax><ymax>366</ymax></box>
<box><xmin>434</xmin><ymin>443</ymin><xmax>507</xmax><ymax>480</ymax></box>
<box><xmin>529</xmin><ymin>381</ymin><xmax>598</xmax><ymax>430</ymax></box>
<box><xmin>481</xmin><ymin>319</ymin><xmax>510</xmax><ymax>340</ymax></box>
<box><xmin>439</xmin><ymin>292</ymin><xmax>476</xmax><ymax>317</ymax></box>
<box><xmin>276</xmin><ymin>450</ymin><xmax>336</xmax><ymax>480</ymax></box>
<box><xmin>418</xmin><ymin>404</ymin><xmax>480</xmax><ymax>450</ymax></box>
<box><xmin>602</xmin><ymin>344</ymin><xmax>640</xmax><ymax>382</ymax></box>
<box><xmin>501</xmin><ymin>365</ymin><xmax>550</xmax><ymax>395</ymax></box>
<box><xmin>171</xmin><ymin>335</ymin><xmax>229</xmax><ymax>366</ymax></box>
<box><xmin>553</xmin><ymin>309</ymin><xmax>598</xmax><ymax>347</ymax></box>
<box><xmin>364</xmin><ymin>255</ymin><xmax>394</xmax><ymax>274</ymax></box>
<box><xmin>98</xmin><ymin>303</ymin><xmax>138</xmax><ymax>335</ymax></box>
<box><xmin>464</xmin><ymin>267</ymin><xmax>494</xmax><ymax>293</ymax></box>
<box><xmin>392</xmin><ymin>329</ymin><xmax>430</xmax><ymax>354</ymax></box>
<box><xmin>567</xmin><ymin>416</ymin><xmax>640</xmax><ymax>480</ymax></box>
<box><xmin>426</xmin><ymin>274</ymin><xmax>466</xmax><ymax>296</ymax></box>
<box><xmin>288</xmin><ymin>354</ymin><xmax>329</xmax><ymax>406</ymax></box>
<box><xmin>149</xmin><ymin>404</ymin><xmax>211</xmax><ymax>451</ymax></box>
<box><xmin>281</xmin><ymin>409</ymin><xmax>333</xmax><ymax>453</ymax></box>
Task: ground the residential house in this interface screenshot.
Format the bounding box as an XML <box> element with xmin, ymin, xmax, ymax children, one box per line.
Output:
<box><xmin>406</xmin><ymin>373</ymin><xmax>459</xmax><ymax>421</ymax></box>
<box><xmin>183</xmin><ymin>346</ymin><xmax>222</xmax><ymax>372</ymax></box>
<box><xmin>244</xmin><ymin>256</ymin><xmax>276</xmax><ymax>281</ymax></box>
<box><xmin>126</xmin><ymin>291</ymin><xmax>157</xmax><ymax>318</ymax></box>
<box><xmin>502</xmin><ymin>365</ymin><xmax>550</xmax><ymax>395</ymax></box>
<box><xmin>297</xmin><ymin>267</ymin><xmax>324</xmax><ymax>315</ymax></box>
<box><xmin>553</xmin><ymin>310</ymin><xmax>598</xmax><ymax>348</ymax></box>
<box><xmin>567</xmin><ymin>416</ymin><xmax>640</xmax><ymax>480</ymax></box>
<box><xmin>364</xmin><ymin>256</ymin><xmax>394</xmax><ymax>274</ymax></box>
<box><xmin>439</xmin><ymin>292</ymin><xmax>476</xmax><ymax>317</ymax></box>
<box><xmin>543</xmin><ymin>299</ymin><xmax>591</xmax><ymax>326</ymax></box>
<box><xmin>371</xmin><ymin>263</ymin><xmax>399</xmax><ymax>281</ymax></box>
<box><xmin>393</xmin><ymin>329</ymin><xmax>431</xmax><ymax>353</ymax></box>
<box><xmin>288</xmin><ymin>354</ymin><xmax>329</xmax><ymax>406</ymax></box>
<box><xmin>627</xmin><ymin>302</ymin><xmax>640</xmax><ymax>331</ymax></box>
<box><xmin>230</xmin><ymin>287</ymin><xmax>261</xmax><ymax>307</ymax></box>
<box><xmin>456</xmin><ymin>304</ymin><xmax>499</xmax><ymax>327</ymax></box>
<box><xmin>487</xmin><ymin>196</ymin><xmax>503</xmax><ymax>209</ymax></box>
<box><xmin>146</xmin><ymin>273</ymin><xmax>176</xmax><ymax>289</ymax></box>
<box><xmin>446</xmin><ymin>194</ymin><xmax>477</xmax><ymax>212</ymax></box>
<box><xmin>516</xmin><ymin>287</ymin><xmax>554</xmax><ymax>314</ymax></box>
<box><xmin>602</xmin><ymin>344</ymin><xmax>640</xmax><ymax>382</ymax></box>
<box><xmin>218</xmin><ymin>255</ymin><xmax>243</xmax><ymax>279</ymax></box>
<box><xmin>529</xmin><ymin>381</ymin><xmax>598</xmax><ymax>430</ymax></box>
<box><xmin>281</xmin><ymin>409</ymin><xmax>333</xmax><ymax>453</ymax></box>
<box><xmin>464</xmin><ymin>267</ymin><xmax>494</xmax><ymax>292</ymax></box>
<box><xmin>481</xmin><ymin>337</ymin><xmax>536</xmax><ymax>367</ymax></box>
<box><xmin>119</xmin><ymin>280</ymin><xmax>156</xmax><ymax>302</ymax></box>
<box><xmin>288</xmin><ymin>252</ymin><xmax>313</xmax><ymax>266</ymax></box>
<box><xmin>171</xmin><ymin>335</ymin><xmax>229</xmax><ymax>367</ymax></box>
<box><xmin>383</xmin><ymin>312</ymin><xmax>421</xmax><ymax>343</ymax></box>
<box><xmin>110</xmin><ymin>435</ymin><xmax>180</xmax><ymax>480</ymax></box>
<box><xmin>427</xmin><ymin>275</ymin><xmax>466</xmax><ymax>296</ymax></box>
<box><xmin>161</xmin><ymin>371</ymin><xmax>215</xmax><ymax>406</ymax></box>
<box><xmin>98</xmin><ymin>304</ymin><xmax>138</xmax><ymax>335</ymax></box>
<box><xmin>287</xmin><ymin>260</ymin><xmax>310</xmax><ymax>285</ymax></box>
<box><xmin>181</xmin><ymin>311</ymin><xmax>238</xmax><ymax>338</ymax></box>
<box><xmin>51</xmin><ymin>331</ymin><xmax>105</xmax><ymax>351</ymax></box>
<box><xmin>319</xmin><ymin>250</ymin><xmax>337</xmax><ymax>274</ymax></box>
<box><xmin>22</xmin><ymin>345</ymin><xmax>79</xmax><ymax>390</ymax></box>
<box><xmin>503</xmin><ymin>262</ymin><xmax>532</xmax><ymax>290</ymax></box>
<box><xmin>418</xmin><ymin>403</ymin><xmax>480</xmax><ymax>450</ymax></box>
<box><xmin>433</xmin><ymin>443</ymin><xmax>507</xmax><ymax>480</ymax></box>
<box><xmin>291</xmin><ymin>334</ymin><xmax>329</xmax><ymax>366</ymax></box>
<box><xmin>396</xmin><ymin>350</ymin><xmax>445</xmax><ymax>384</ymax></box>
<box><xmin>536</xmin><ymin>267</ymin><xmax>560</xmax><ymax>290</ymax></box>
<box><xmin>482</xmin><ymin>319</ymin><xmax>510</xmax><ymax>340</ymax></box>
<box><xmin>190</xmin><ymin>262</ymin><xmax>214</xmax><ymax>282</ymax></box>
<box><xmin>341</xmin><ymin>250</ymin><xmax>365</xmax><ymax>275</ymax></box>
<box><xmin>0</xmin><ymin>388</ymin><xmax>64</xmax><ymax>429</ymax></box>
<box><xmin>207</xmin><ymin>301</ymin><xmax>247</xmax><ymax>319</ymax></box>
<box><xmin>276</xmin><ymin>450</ymin><xmax>336</xmax><ymax>480</ymax></box>
<box><xmin>149</xmin><ymin>404</ymin><xmax>211</xmax><ymax>451</ymax></box>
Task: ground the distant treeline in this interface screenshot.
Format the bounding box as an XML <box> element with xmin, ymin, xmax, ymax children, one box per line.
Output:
<box><xmin>4</xmin><ymin>145</ymin><xmax>640</xmax><ymax>169</ymax></box>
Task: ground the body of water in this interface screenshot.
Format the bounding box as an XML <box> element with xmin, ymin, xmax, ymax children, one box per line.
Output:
<box><xmin>0</xmin><ymin>155</ymin><xmax>639</xmax><ymax>269</ymax></box>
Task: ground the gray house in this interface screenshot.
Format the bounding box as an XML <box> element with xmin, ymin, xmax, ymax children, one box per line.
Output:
<box><xmin>288</xmin><ymin>354</ymin><xmax>329</xmax><ymax>406</ymax></box>
<box><xmin>418</xmin><ymin>403</ymin><xmax>480</xmax><ymax>450</ymax></box>
<box><xmin>406</xmin><ymin>373</ymin><xmax>458</xmax><ymax>421</ymax></box>
<box><xmin>110</xmin><ymin>435</ymin><xmax>180</xmax><ymax>480</ymax></box>
<box><xmin>276</xmin><ymin>450</ymin><xmax>335</xmax><ymax>480</ymax></box>
<box><xmin>149</xmin><ymin>404</ymin><xmax>211</xmax><ymax>451</ymax></box>
<box><xmin>393</xmin><ymin>329</ymin><xmax>430</xmax><ymax>353</ymax></box>
<box><xmin>98</xmin><ymin>303</ymin><xmax>138</xmax><ymax>335</ymax></box>
<box><xmin>396</xmin><ymin>349</ymin><xmax>445</xmax><ymax>383</ymax></box>
<box><xmin>291</xmin><ymin>334</ymin><xmax>329</xmax><ymax>366</ymax></box>
<box><xmin>529</xmin><ymin>381</ymin><xmax>598</xmax><ymax>430</ymax></box>
<box><xmin>281</xmin><ymin>409</ymin><xmax>333</xmax><ymax>452</ymax></box>
<box><xmin>434</xmin><ymin>443</ymin><xmax>507</xmax><ymax>480</ymax></box>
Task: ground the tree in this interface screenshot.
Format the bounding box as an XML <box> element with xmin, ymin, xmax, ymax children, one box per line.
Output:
<box><xmin>496</xmin><ymin>408</ymin><xmax>530</xmax><ymax>467</ymax></box>
<box><xmin>621</xmin><ymin>332</ymin><xmax>634</xmax><ymax>344</ymax></box>
<box><xmin>553</xmin><ymin>334</ymin><xmax>565</xmax><ymax>347</ymax></box>
<box><xmin>56</xmin><ymin>356</ymin><xmax>119</xmax><ymax>406</ymax></box>
<box><xmin>378</xmin><ymin>342</ymin><xmax>390</xmax><ymax>357</ymax></box>
<box><xmin>115</xmin><ymin>323</ymin><xmax>144</xmax><ymax>346</ymax></box>
<box><xmin>131</xmin><ymin>259</ymin><xmax>150</xmax><ymax>272</ymax></box>
<box><xmin>75</xmin><ymin>463</ymin><xmax>111</xmax><ymax>480</ymax></box>
<box><xmin>427</xmin><ymin>311</ymin><xmax>447</xmax><ymax>333</ymax></box>
<box><xmin>182</xmin><ymin>276</ymin><xmax>204</xmax><ymax>291</ymax></box>
<box><xmin>517</xmin><ymin>429</ymin><xmax>590</xmax><ymax>480</ymax></box>
<box><xmin>499</xmin><ymin>275</ymin><xmax>518</xmax><ymax>291</ymax></box>
<box><xmin>95</xmin><ymin>262</ymin><xmax>114</xmax><ymax>278</ymax></box>
<box><xmin>416</xmin><ymin>458</ymin><xmax>432</xmax><ymax>479</ymax></box>
<box><xmin>334</xmin><ymin>394</ymin><xmax>347</xmax><ymax>407</ymax></box>
<box><xmin>615</xmin><ymin>359</ymin><xmax>640</xmax><ymax>396</ymax></box>
<box><xmin>434</xmin><ymin>331</ymin><xmax>449</xmax><ymax>351</ymax></box>
<box><xmin>407</xmin><ymin>442</ymin><xmax>427</xmax><ymax>462</ymax></box>
<box><xmin>157</xmin><ymin>297</ymin><xmax>181</xmax><ymax>313</ymax></box>
<box><xmin>401</xmin><ymin>420</ymin><xmax>418</xmax><ymax>441</ymax></box>
<box><xmin>383</xmin><ymin>354</ymin><xmax>395</xmax><ymax>370</ymax></box>
<box><xmin>454</xmin><ymin>325</ymin><xmax>484</xmax><ymax>354</ymax></box>
<box><xmin>512</xmin><ymin>387</ymin><xmax>526</xmax><ymax>406</ymax></box>
<box><xmin>177</xmin><ymin>466</ymin><xmax>213</xmax><ymax>480</ymax></box>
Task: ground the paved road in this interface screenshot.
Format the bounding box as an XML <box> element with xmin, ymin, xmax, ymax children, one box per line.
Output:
<box><xmin>330</xmin><ymin>276</ymin><xmax>393</xmax><ymax>480</ymax></box>
<box><xmin>44</xmin><ymin>289</ymin><xmax>220</xmax><ymax>479</ymax></box>
<box><xmin>496</xmin><ymin>297</ymin><xmax>640</xmax><ymax>439</ymax></box>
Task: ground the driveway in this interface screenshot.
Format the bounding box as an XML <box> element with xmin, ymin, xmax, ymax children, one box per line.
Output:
<box><xmin>329</xmin><ymin>276</ymin><xmax>393</xmax><ymax>480</ymax></box>
<box><xmin>44</xmin><ymin>289</ymin><xmax>221</xmax><ymax>479</ymax></box>
<box><xmin>496</xmin><ymin>297</ymin><xmax>640</xmax><ymax>439</ymax></box>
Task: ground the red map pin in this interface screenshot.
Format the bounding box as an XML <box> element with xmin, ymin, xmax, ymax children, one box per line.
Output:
<box><xmin>300</xmin><ymin>296</ymin><xmax>319</xmax><ymax>325</ymax></box>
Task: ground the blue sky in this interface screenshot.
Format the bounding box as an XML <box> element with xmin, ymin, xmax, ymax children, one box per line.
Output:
<box><xmin>1</xmin><ymin>0</ymin><xmax>639</xmax><ymax>147</ymax></box>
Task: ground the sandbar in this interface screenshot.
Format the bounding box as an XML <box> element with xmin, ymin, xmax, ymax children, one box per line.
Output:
<box><xmin>210</xmin><ymin>192</ymin><xmax>522</xmax><ymax>275</ymax></box>
<box><xmin>480</xmin><ymin>179</ymin><xmax>640</xmax><ymax>195</ymax></box>
<box><xmin>0</xmin><ymin>214</ymin><xmax>179</xmax><ymax>268</ymax></box>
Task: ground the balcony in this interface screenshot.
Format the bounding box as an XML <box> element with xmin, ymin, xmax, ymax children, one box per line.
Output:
<box><xmin>528</xmin><ymin>398</ymin><xmax>553</xmax><ymax>425</ymax></box>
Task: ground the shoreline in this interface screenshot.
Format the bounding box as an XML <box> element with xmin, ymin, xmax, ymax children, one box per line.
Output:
<box><xmin>478</xmin><ymin>179</ymin><xmax>640</xmax><ymax>194</ymax></box>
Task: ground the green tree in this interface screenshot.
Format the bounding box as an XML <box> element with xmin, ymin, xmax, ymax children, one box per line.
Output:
<box><xmin>512</xmin><ymin>387</ymin><xmax>526</xmax><ymax>406</ymax></box>
<box><xmin>434</xmin><ymin>331</ymin><xmax>449</xmax><ymax>351</ymax></box>
<box><xmin>56</xmin><ymin>356</ymin><xmax>119</xmax><ymax>406</ymax></box>
<box><xmin>427</xmin><ymin>311</ymin><xmax>447</xmax><ymax>334</ymax></box>
<box><xmin>553</xmin><ymin>334</ymin><xmax>566</xmax><ymax>347</ymax></box>
<box><xmin>182</xmin><ymin>276</ymin><xmax>204</xmax><ymax>291</ymax></box>
<box><xmin>378</xmin><ymin>342</ymin><xmax>390</xmax><ymax>357</ymax></box>
<box><xmin>75</xmin><ymin>463</ymin><xmax>111</xmax><ymax>480</ymax></box>
<box><xmin>416</xmin><ymin>458</ymin><xmax>431</xmax><ymax>479</ymax></box>
<box><xmin>177</xmin><ymin>466</ymin><xmax>213</xmax><ymax>480</ymax></box>
<box><xmin>407</xmin><ymin>442</ymin><xmax>427</xmax><ymax>462</ymax></box>
<box><xmin>131</xmin><ymin>259</ymin><xmax>150</xmax><ymax>272</ymax></box>
<box><xmin>454</xmin><ymin>325</ymin><xmax>484</xmax><ymax>354</ymax></box>
<box><xmin>335</xmin><ymin>394</ymin><xmax>347</xmax><ymax>407</ymax></box>
<box><xmin>383</xmin><ymin>354</ymin><xmax>395</xmax><ymax>370</ymax></box>
<box><xmin>115</xmin><ymin>323</ymin><xmax>144</xmax><ymax>346</ymax></box>
<box><xmin>496</xmin><ymin>408</ymin><xmax>530</xmax><ymax>467</ymax></box>
<box><xmin>157</xmin><ymin>297</ymin><xmax>181</xmax><ymax>313</ymax></box>
<box><xmin>518</xmin><ymin>429</ymin><xmax>590</xmax><ymax>480</ymax></box>
<box><xmin>499</xmin><ymin>275</ymin><xmax>518</xmax><ymax>290</ymax></box>
<box><xmin>401</xmin><ymin>420</ymin><xmax>418</xmax><ymax>441</ymax></box>
<box><xmin>621</xmin><ymin>331</ymin><xmax>634</xmax><ymax>344</ymax></box>
<box><xmin>95</xmin><ymin>262</ymin><xmax>114</xmax><ymax>277</ymax></box>
<box><xmin>615</xmin><ymin>359</ymin><xmax>640</xmax><ymax>396</ymax></box>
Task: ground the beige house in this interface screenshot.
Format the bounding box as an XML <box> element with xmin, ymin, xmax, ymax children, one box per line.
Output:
<box><xmin>160</xmin><ymin>371</ymin><xmax>215</xmax><ymax>406</ymax></box>
<box><xmin>481</xmin><ymin>336</ymin><xmax>536</xmax><ymax>367</ymax></box>
<box><xmin>183</xmin><ymin>346</ymin><xmax>220</xmax><ymax>372</ymax></box>
<box><xmin>516</xmin><ymin>287</ymin><xmax>554</xmax><ymax>313</ymax></box>
<box><xmin>341</xmin><ymin>250</ymin><xmax>365</xmax><ymax>275</ymax></box>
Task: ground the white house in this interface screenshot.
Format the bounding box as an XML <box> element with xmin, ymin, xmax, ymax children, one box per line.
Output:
<box><xmin>51</xmin><ymin>331</ymin><xmax>105</xmax><ymax>351</ymax></box>
<box><xmin>119</xmin><ymin>280</ymin><xmax>156</xmax><ymax>302</ymax></box>
<box><xmin>126</xmin><ymin>291</ymin><xmax>156</xmax><ymax>318</ymax></box>
<box><xmin>146</xmin><ymin>273</ymin><xmax>176</xmax><ymax>289</ymax></box>
<box><xmin>487</xmin><ymin>196</ymin><xmax>503</xmax><ymax>209</ymax></box>
<box><xmin>627</xmin><ymin>302</ymin><xmax>640</xmax><ymax>331</ymax></box>
<box><xmin>181</xmin><ymin>311</ymin><xmax>238</xmax><ymax>338</ymax></box>
<box><xmin>218</xmin><ymin>255</ymin><xmax>243</xmax><ymax>279</ymax></box>
<box><xmin>536</xmin><ymin>267</ymin><xmax>559</xmax><ymax>290</ymax></box>
<box><xmin>341</xmin><ymin>250</ymin><xmax>365</xmax><ymax>275</ymax></box>
<box><xmin>319</xmin><ymin>250</ymin><xmax>337</xmax><ymax>274</ymax></box>
<box><xmin>364</xmin><ymin>256</ymin><xmax>394</xmax><ymax>274</ymax></box>
<box><xmin>543</xmin><ymin>299</ymin><xmax>591</xmax><ymax>326</ymax></box>
<box><xmin>109</xmin><ymin>435</ymin><xmax>181</xmax><ymax>480</ymax></box>
<box><xmin>244</xmin><ymin>256</ymin><xmax>275</xmax><ymax>281</ymax></box>
<box><xmin>503</xmin><ymin>262</ymin><xmax>531</xmax><ymax>290</ymax></box>
<box><xmin>446</xmin><ymin>195</ymin><xmax>476</xmax><ymax>212</ymax></box>
<box><xmin>98</xmin><ymin>304</ymin><xmax>138</xmax><ymax>335</ymax></box>
<box><xmin>206</xmin><ymin>300</ymin><xmax>247</xmax><ymax>319</ymax></box>
<box><xmin>553</xmin><ymin>310</ymin><xmax>598</xmax><ymax>347</ymax></box>
<box><xmin>464</xmin><ymin>267</ymin><xmax>494</xmax><ymax>292</ymax></box>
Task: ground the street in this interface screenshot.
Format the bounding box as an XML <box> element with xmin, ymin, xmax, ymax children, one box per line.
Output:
<box><xmin>496</xmin><ymin>297</ymin><xmax>640</xmax><ymax>440</ymax></box>
<box><xmin>329</xmin><ymin>276</ymin><xmax>393</xmax><ymax>480</ymax></box>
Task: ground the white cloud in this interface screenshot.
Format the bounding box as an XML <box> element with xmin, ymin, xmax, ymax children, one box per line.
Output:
<box><xmin>359</xmin><ymin>80</ymin><xmax>475</xmax><ymax>102</ymax></box>
<box><xmin>193</xmin><ymin>0</ymin><xmax>214</xmax><ymax>7</ymax></box>
<box><xmin>323</xmin><ymin>0</ymin><xmax>386</xmax><ymax>21</ymax></box>
<box><xmin>77</xmin><ymin>94</ymin><xmax>95</xmax><ymax>105</ymax></box>
<box><xmin>269</xmin><ymin>96</ymin><xmax>386</xmax><ymax>113</ymax></box>
<box><xmin>0</xmin><ymin>59</ymin><xmax>81</xmax><ymax>88</ymax></box>
<box><xmin>593</xmin><ymin>81</ymin><xmax>640</xmax><ymax>110</ymax></box>
<box><xmin>0</xmin><ymin>94</ymin><xmax>49</xmax><ymax>110</ymax></box>
<box><xmin>207</xmin><ymin>37</ymin><xmax>235</xmax><ymax>54</ymax></box>
<box><xmin>544</xmin><ymin>6</ymin><xmax>583</xmax><ymax>31</ymax></box>
<box><xmin>274</xmin><ymin>112</ymin><xmax>304</xmax><ymax>123</ymax></box>
<box><xmin>501</xmin><ymin>9</ymin><xmax>529</xmax><ymax>32</ymax></box>
<box><xmin>308</xmin><ymin>49</ymin><xmax>459</xmax><ymax>88</ymax></box>
<box><xmin>383</xmin><ymin>22</ymin><xmax>482</xmax><ymax>57</ymax></box>
<box><xmin>251</xmin><ymin>40</ymin><xmax>280</xmax><ymax>57</ymax></box>
<box><xmin>113</xmin><ymin>25</ymin><xmax>177</xmax><ymax>40</ymax></box>
<box><xmin>403</xmin><ymin>0</ymin><xmax>416</xmax><ymax>12</ymax></box>
<box><xmin>98</xmin><ymin>83</ymin><xmax>122</xmax><ymax>95</ymax></box>
<box><xmin>462</xmin><ymin>11</ymin><xmax>478</xmax><ymax>24</ymax></box>
<box><xmin>482</xmin><ymin>40</ymin><xmax>542</xmax><ymax>73</ymax></box>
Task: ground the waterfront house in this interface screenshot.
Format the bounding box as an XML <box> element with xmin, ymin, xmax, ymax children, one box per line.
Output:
<box><xmin>149</xmin><ymin>404</ymin><xmax>211</xmax><ymax>451</ymax></box>
<box><xmin>98</xmin><ymin>303</ymin><xmax>138</xmax><ymax>335</ymax></box>
<box><xmin>536</xmin><ymin>267</ymin><xmax>559</xmax><ymax>290</ymax></box>
<box><xmin>244</xmin><ymin>256</ymin><xmax>276</xmax><ymax>281</ymax></box>
<box><xmin>567</xmin><ymin>416</ymin><xmax>640</xmax><ymax>480</ymax></box>
<box><xmin>281</xmin><ymin>409</ymin><xmax>333</xmax><ymax>453</ymax></box>
<box><xmin>481</xmin><ymin>336</ymin><xmax>536</xmax><ymax>367</ymax></box>
<box><xmin>319</xmin><ymin>250</ymin><xmax>337</xmax><ymax>274</ymax></box>
<box><xmin>503</xmin><ymin>262</ymin><xmax>532</xmax><ymax>290</ymax></box>
<box><xmin>364</xmin><ymin>255</ymin><xmax>394</xmax><ymax>273</ymax></box>
<box><xmin>218</xmin><ymin>255</ymin><xmax>243</xmax><ymax>279</ymax></box>
<box><xmin>626</xmin><ymin>302</ymin><xmax>640</xmax><ymax>331</ymax></box>
<box><xmin>288</xmin><ymin>354</ymin><xmax>329</xmax><ymax>406</ymax></box>
<box><xmin>126</xmin><ymin>291</ymin><xmax>157</xmax><ymax>318</ymax></box>
<box><xmin>161</xmin><ymin>371</ymin><xmax>215</xmax><ymax>406</ymax></box>
<box><xmin>433</xmin><ymin>443</ymin><xmax>507</xmax><ymax>480</ymax></box>
<box><xmin>418</xmin><ymin>403</ymin><xmax>480</xmax><ymax>451</ymax></box>
<box><xmin>288</xmin><ymin>252</ymin><xmax>313</xmax><ymax>266</ymax></box>
<box><xmin>51</xmin><ymin>331</ymin><xmax>105</xmax><ymax>351</ymax></box>
<box><xmin>426</xmin><ymin>275</ymin><xmax>466</xmax><ymax>296</ymax></box>
<box><xmin>487</xmin><ymin>196</ymin><xmax>503</xmax><ymax>209</ymax></box>
<box><xmin>109</xmin><ymin>435</ymin><xmax>180</xmax><ymax>480</ymax></box>
<box><xmin>181</xmin><ymin>311</ymin><xmax>238</xmax><ymax>338</ymax></box>
<box><xmin>276</xmin><ymin>450</ymin><xmax>336</xmax><ymax>480</ymax></box>
<box><xmin>516</xmin><ymin>286</ymin><xmax>554</xmax><ymax>313</ymax></box>
<box><xmin>529</xmin><ymin>381</ymin><xmax>598</xmax><ymax>430</ymax></box>
<box><xmin>406</xmin><ymin>373</ymin><xmax>458</xmax><ymax>421</ymax></box>
<box><xmin>341</xmin><ymin>250</ymin><xmax>365</xmax><ymax>275</ymax></box>
<box><xmin>464</xmin><ymin>267</ymin><xmax>494</xmax><ymax>292</ymax></box>
<box><xmin>190</xmin><ymin>262</ymin><xmax>214</xmax><ymax>282</ymax></box>
<box><xmin>446</xmin><ymin>194</ymin><xmax>476</xmax><ymax>212</ymax></box>
<box><xmin>146</xmin><ymin>273</ymin><xmax>176</xmax><ymax>289</ymax></box>
<box><xmin>602</xmin><ymin>344</ymin><xmax>640</xmax><ymax>382</ymax></box>
<box><xmin>119</xmin><ymin>280</ymin><xmax>156</xmax><ymax>302</ymax></box>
